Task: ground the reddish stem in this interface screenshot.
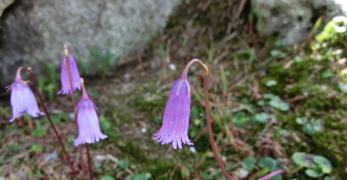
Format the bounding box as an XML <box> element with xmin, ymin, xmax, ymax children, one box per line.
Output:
<box><xmin>183</xmin><ymin>59</ymin><xmax>235</xmax><ymax>180</ymax></box>
<box><xmin>74</xmin><ymin>108</ymin><xmax>85</xmax><ymax>174</ymax></box>
<box><xmin>86</xmin><ymin>144</ymin><xmax>94</xmax><ymax>180</ymax></box>
<box><xmin>26</xmin><ymin>68</ymin><xmax>77</xmax><ymax>177</ymax></box>
<box><xmin>203</xmin><ymin>73</ymin><xmax>236</xmax><ymax>180</ymax></box>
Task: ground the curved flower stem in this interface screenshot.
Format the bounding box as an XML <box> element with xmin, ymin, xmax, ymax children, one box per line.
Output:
<box><xmin>183</xmin><ymin>59</ymin><xmax>236</xmax><ymax>180</ymax></box>
<box><xmin>26</xmin><ymin>68</ymin><xmax>77</xmax><ymax>177</ymax></box>
<box><xmin>86</xmin><ymin>144</ymin><xmax>94</xmax><ymax>180</ymax></box>
<box><xmin>64</xmin><ymin>44</ymin><xmax>85</xmax><ymax>171</ymax></box>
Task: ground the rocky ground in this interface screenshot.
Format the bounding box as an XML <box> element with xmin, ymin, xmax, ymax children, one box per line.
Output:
<box><xmin>0</xmin><ymin>0</ymin><xmax>347</xmax><ymax>179</ymax></box>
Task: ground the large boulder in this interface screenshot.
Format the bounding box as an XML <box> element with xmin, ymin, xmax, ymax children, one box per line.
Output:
<box><xmin>0</xmin><ymin>0</ymin><xmax>14</xmax><ymax>16</ymax></box>
<box><xmin>253</xmin><ymin>0</ymin><xmax>347</xmax><ymax>45</ymax></box>
<box><xmin>0</xmin><ymin>0</ymin><xmax>181</xmax><ymax>85</ymax></box>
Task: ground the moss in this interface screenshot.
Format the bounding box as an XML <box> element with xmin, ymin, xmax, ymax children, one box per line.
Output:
<box><xmin>119</xmin><ymin>140</ymin><xmax>149</xmax><ymax>163</ymax></box>
<box><xmin>145</xmin><ymin>160</ymin><xmax>180</xmax><ymax>179</ymax></box>
<box><xmin>311</xmin><ymin>120</ymin><xmax>347</xmax><ymax>175</ymax></box>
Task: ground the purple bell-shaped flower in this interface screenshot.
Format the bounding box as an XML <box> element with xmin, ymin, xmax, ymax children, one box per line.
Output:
<box><xmin>74</xmin><ymin>79</ymin><xmax>107</xmax><ymax>146</ymax></box>
<box><xmin>8</xmin><ymin>67</ymin><xmax>44</xmax><ymax>122</ymax></box>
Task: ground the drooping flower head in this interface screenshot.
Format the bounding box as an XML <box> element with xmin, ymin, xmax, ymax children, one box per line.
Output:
<box><xmin>7</xmin><ymin>67</ymin><xmax>44</xmax><ymax>122</ymax></box>
<box><xmin>58</xmin><ymin>44</ymin><xmax>81</xmax><ymax>95</ymax></box>
<box><xmin>153</xmin><ymin>71</ymin><xmax>193</xmax><ymax>149</ymax></box>
<box><xmin>74</xmin><ymin>78</ymin><xmax>107</xmax><ymax>146</ymax></box>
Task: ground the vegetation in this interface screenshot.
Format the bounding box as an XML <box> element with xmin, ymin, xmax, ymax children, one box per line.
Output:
<box><xmin>0</xmin><ymin>0</ymin><xmax>346</xmax><ymax>179</ymax></box>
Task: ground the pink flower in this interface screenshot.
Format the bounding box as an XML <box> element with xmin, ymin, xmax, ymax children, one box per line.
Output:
<box><xmin>74</xmin><ymin>80</ymin><xmax>107</xmax><ymax>146</ymax></box>
<box><xmin>58</xmin><ymin>46</ymin><xmax>81</xmax><ymax>95</ymax></box>
<box><xmin>153</xmin><ymin>77</ymin><xmax>193</xmax><ymax>149</ymax></box>
<box><xmin>8</xmin><ymin>67</ymin><xmax>44</xmax><ymax>122</ymax></box>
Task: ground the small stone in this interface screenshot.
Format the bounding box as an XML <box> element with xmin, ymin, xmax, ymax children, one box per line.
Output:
<box><xmin>42</xmin><ymin>151</ymin><xmax>58</xmax><ymax>165</ymax></box>
<box><xmin>169</xmin><ymin>63</ymin><xmax>176</xmax><ymax>71</ymax></box>
<box><xmin>189</xmin><ymin>146</ymin><xmax>196</xmax><ymax>153</ymax></box>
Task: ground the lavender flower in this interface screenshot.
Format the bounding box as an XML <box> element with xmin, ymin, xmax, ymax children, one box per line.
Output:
<box><xmin>58</xmin><ymin>46</ymin><xmax>81</xmax><ymax>95</ymax></box>
<box><xmin>153</xmin><ymin>77</ymin><xmax>193</xmax><ymax>149</ymax></box>
<box><xmin>8</xmin><ymin>67</ymin><xmax>44</xmax><ymax>122</ymax></box>
<box><xmin>74</xmin><ymin>79</ymin><xmax>107</xmax><ymax>146</ymax></box>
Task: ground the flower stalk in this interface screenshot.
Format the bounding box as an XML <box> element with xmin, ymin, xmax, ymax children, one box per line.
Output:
<box><xmin>63</xmin><ymin>44</ymin><xmax>85</xmax><ymax>172</ymax></box>
<box><xmin>74</xmin><ymin>78</ymin><xmax>107</xmax><ymax>179</ymax></box>
<box><xmin>26</xmin><ymin>67</ymin><xmax>77</xmax><ymax>177</ymax></box>
<box><xmin>86</xmin><ymin>145</ymin><xmax>93</xmax><ymax>180</ymax></box>
<box><xmin>182</xmin><ymin>59</ymin><xmax>236</xmax><ymax>180</ymax></box>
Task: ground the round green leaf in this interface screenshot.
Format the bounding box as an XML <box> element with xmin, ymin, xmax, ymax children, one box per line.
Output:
<box><xmin>303</xmin><ymin>121</ymin><xmax>323</xmax><ymax>135</ymax></box>
<box><xmin>242</xmin><ymin>156</ymin><xmax>256</xmax><ymax>171</ymax></box>
<box><xmin>266</xmin><ymin>80</ymin><xmax>278</xmax><ymax>87</ymax></box>
<box><xmin>269</xmin><ymin>97</ymin><xmax>289</xmax><ymax>111</ymax></box>
<box><xmin>292</xmin><ymin>152</ymin><xmax>314</xmax><ymax>168</ymax></box>
<box><xmin>313</xmin><ymin>156</ymin><xmax>332</xmax><ymax>174</ymax></box>
<box><xmin>296</xmin><ymin>117</ymin><xmax>308</xmax><ymax>125</ymax></box>
<box><xmin>232</xmin><ymin>112</ymin><xmax>250</xmax><ymax>126</ymax></box>
<box><xmin>258</xmin><ymin>157</ymin><xmax>278</xmax><ymax>171</ymax></box>
<box><xmin>254</xmin><ymin>113</ymin><xmax>271</xmax><ymax>123</ymax></box>
<box><xmin>270</xmin><ymin>50</ymin><xmax>287</xmax><ymax>58</ymax></box>
<box><xmin>305</xmin><ymin>169</ymin><xmax>324</xmax><ymax>178</ymax></box>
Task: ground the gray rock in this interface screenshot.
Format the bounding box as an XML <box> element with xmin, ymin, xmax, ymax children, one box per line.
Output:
<box><xmin>253</xmin><ymin>0</ymin><xmax>347</xmax><ymax>45</ymax></box>
<box><xmin>41</xmin><ymin>151</ymin><xmax>58</xmax><ymax>165</ymax></box>
<box><xmin>0</xmin><ymin>0</ymin><xmax>181</xmax><ymax>85</ymax></box>
<box><xmin>0</xmin><ymin>0</ymin><xmax>14</xmax><ymax>16</ymax></box>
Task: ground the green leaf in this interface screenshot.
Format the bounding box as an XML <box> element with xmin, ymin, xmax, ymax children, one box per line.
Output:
<box><xmin>292</xmin><ymin>152</ymin><xmax>315</xmax><ymax>168</ymax></box>
<box><xmin>266</xmin><ymin>80</ymin><xmax>278</xmax><ymax>87</ymax></box>
<box><xmin>270</xmin><ymin>50</ymin><xmax>287</xmax><ymax>58</ymax></box>
<box><xmin>242</xmin><ymin>157</ymin><xmax>256</xmax><ymax>171</ymax></box>
<box><xmin>296</xmin><ymin>117</ymin><xmax>308</xmax><ymax>125</ymax></box>
<box><xmin>232</xmin><ymin>112</ymin><xmax>251</xmax><ymax>126</ymax></box>
<box><xmin>6</xmin><ymin>143</ymin><xmax>21</xmax><ymax>153</ymax></box>
<box><xmin>302</xmin><ymin>121</ymin><xmax>323</xmax><ymax>135</ymax></box>
<box><xmin>30</xmin><ymin>144</ymin><xmax>43</xmax><ymax>153</ymax></box>
<box><xmin>254</xmin><ymin>168</ymin><xmax>270</xmax><ymax>178</ymax></box>
<box><xmin>117</xmin><ymin>159</ymin><xmax>129</xmax><ymax>169</ymax></box>
<box><xmin>305</xmin><ymin>169</ymin><xmax>324</xmax><ymax>178</ymax></box>
<box><xmin>264</xmin><ymin>93</ymin><xmax>276</xmax><ymax>99</ymax></box>
<box><xmin>311</xmin><ymin>121</ymin><xmax>323</xmax><ymax>133</ymax></box>
<box><xmin>269</xmin><ymin>96</ymin><xmax>289</xmax><ymax>111</ymax></box>
<box><xmin>100</xmin><ymin>115</ymin><xmax>112</xmax><ymax>131</ymax></box>
<box><xmin>100</xmin><ymin>176</ymin><xmax>115</xmax><ymax>180</ymax></box>
<box><xmin>32</xmin><ymin>122</ymin><xmax>47</xmax><ymax>138</ymax></box>
<box><xmin>258</xmin><ymin>157</ymin><xmax>279</xmax><ymax>171</ymax></box>
<box><xmin>254</xmin><ymin>113</ymin><xmax>271</xmax><ymax>123</ymax></box>
<box><xmin>200</xmin><ymin>172</ymin><xmax>213</xmax><ymax>179</ymax></box>
<box><xmin>130</xmin><ymin>173</ymin><xmax>151</xmax><ymax>180</ymax></box>
<box><xmin>313</xmin><ymin>156</ymin><xmax>332</xmax><ymax>174</ymax></box>
<box><xmin>321</xmin><ymin>70</ymin><xmax>334</xmax><ymax>79</ymax></box>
